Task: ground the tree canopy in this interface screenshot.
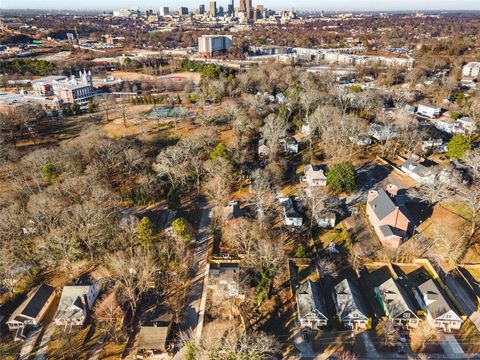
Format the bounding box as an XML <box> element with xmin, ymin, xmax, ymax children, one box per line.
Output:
<box><xmin>327</xmin><ymin>162</ymin><xmax>357</xmax><ymax>193</ymax></box>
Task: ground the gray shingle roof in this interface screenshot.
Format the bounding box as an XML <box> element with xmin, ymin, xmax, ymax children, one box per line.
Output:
<box><xmin>418</xmin><ymin>279</ymin><xmax>459</xmax><ymax>320</ymax></box>
<box><xmin>377</xmin><ymin>278</ymin><xmax>418</xmax><ymax>318</ymax></box>
<box><xmin>369</xmin><ymin>189</ymin><xmax>397</xmax><ymax>221</ymax></box>
<box><xmin>334</xmin><ymin>278</ymin><xmax>368</xmax><ymax>319</ymax></box>
<box><xmin>297</xmin><ymin>280</ymin><xmax>327</xmax><ymax>319</ymax></box>
<box><xmin>402</xmin><ymin>159</ymin><xmax>431</xmax><ymax>177</ymax></box>
<box><xmin>284</xmin><ymin>198</ymin><xmax>302</xmax><ymax>218</ymax></box>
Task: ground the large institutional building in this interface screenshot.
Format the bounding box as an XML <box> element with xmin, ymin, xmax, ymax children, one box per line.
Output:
<box><xmin>198</xmin><ymin>35</ymin><xmax>233</xmax><ymax>57</ymax></box>
<box><xmin>32</xmin><ymin>70</ymin><xmax>95</xmax><ymax>105</ymax></box>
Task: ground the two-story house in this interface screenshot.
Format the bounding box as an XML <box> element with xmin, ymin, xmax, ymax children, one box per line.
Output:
<box><xmin>366</xmin><ymin>184</ymin><xmax>413</xmax><ymax>248</ymax></box>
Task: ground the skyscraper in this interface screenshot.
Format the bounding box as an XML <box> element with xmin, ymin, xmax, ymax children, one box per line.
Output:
<box><xmin>159</xmin><ymin>6</ymin><xmax>169</xmax><ymax>16</ymax></box>
<box><xmin>209</xmin><ymin>1</ymin><xmax>217</xmax><ymax>17</ymax></box>
<box><xmin>180</xmin><ymin>7</ymin><xmax>189</xmax><ymax>15</ymax></box>
<box><xmin>229</xmin><ymin>0</ymin><xmax>234</xmax><ymax>15</ymax></box>
<box><xmin>218</xmin><ymin>6</ymin><xmax>224</xmax><ymax>16</ymax></box>
<box><xmin>199</xmin><ymin>4</ymin><xmax>206</xmax><ymax>14</ymax></box>
<box><xmin>238</xmin><ymin>0</ymin><xmax>252</xmax><ymax>20</ymax></box>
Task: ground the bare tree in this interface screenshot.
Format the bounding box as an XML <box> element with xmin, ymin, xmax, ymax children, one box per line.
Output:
<box><xmin>376</xmin><ymin>319</ymin><xmax>400</xmax><ymax>347</ymax></box>
<box><xmin>108</xmin><ymin>248</ymin><xmax>160</xmax><ymax>319</ymax></box>
<box><xmin>413</xmin><ymin>320</ymin><xmax>439</xmax><ymax>349</ymax></box>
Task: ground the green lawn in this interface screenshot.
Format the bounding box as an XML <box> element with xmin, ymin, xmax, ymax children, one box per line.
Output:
<box><xmin>317</xmin><ymin>223</ymin><xmax>352</xmax><ymax>253</ymax></box>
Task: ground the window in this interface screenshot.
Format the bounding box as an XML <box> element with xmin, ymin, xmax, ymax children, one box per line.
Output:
<box><xmin>403</xmin><ymin>312</ymin><xmax>410</xmax><ymax>318</ymax></box>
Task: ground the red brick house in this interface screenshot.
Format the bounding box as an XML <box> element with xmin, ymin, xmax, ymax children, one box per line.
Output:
<box><xmin>366</xmin><ymin>184</ymin><xmax>412</xmax><ymax>248</ymax></box>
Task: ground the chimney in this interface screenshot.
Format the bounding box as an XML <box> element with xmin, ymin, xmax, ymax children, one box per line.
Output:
<box><xmin>367</xmin><ymin>189</ymin><xmax>378</xmax><ymax>202</ymax></box>
<box><xmin>386</xmin><ymin>184</ymin><xmax>398</xmax><ymax>197</ymax></box>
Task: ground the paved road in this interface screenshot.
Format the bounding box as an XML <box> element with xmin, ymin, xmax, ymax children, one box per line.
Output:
<box><xmin>33</xmin><ymin>323</ymin><xmax>55</xmax><ymax>360</ymax></box>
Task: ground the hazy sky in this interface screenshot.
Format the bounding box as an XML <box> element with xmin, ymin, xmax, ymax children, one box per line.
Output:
<box><xmin>2</xmin><ymin>0</ymin><xmax>480</xmax><ymax>11</ymax></box>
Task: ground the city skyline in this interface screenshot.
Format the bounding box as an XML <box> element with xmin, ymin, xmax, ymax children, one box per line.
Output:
<box><xmin>2</xmin><ymin>0</ymin><xmax>480</xmax><ymax>11</ymax></box>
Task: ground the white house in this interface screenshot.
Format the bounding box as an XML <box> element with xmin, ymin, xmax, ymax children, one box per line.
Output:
<box><xmin>281</xmin><ymin>137</ymin><xmax>299</xmax><ymax>154</ymax></box>
<box><xmin>54</xmin><ymin>282</ymin><xmax>101</xmax><ymax>327</ymax></box>
<box><xmin>281</xmin><ymin>197</ymin><xmax>303</xmax><ymax>227</ymax></box>
<box><xmin>400</xmin><ymin>158</ymin><xmax>436</xmax><ymax>184</ymax></box>
<box><xmin>258</xmin><ymin>138</ymin><xmax>270</xmax><ymax>157</ymax></box>
<box><xmin>417</xmin><ymin>104</ymin><xmax>441</xmax><ymax>119</ymax></box>
<box><xmin>301</xmin><ymin>164</ymin><xmax>327</xmax><ymax>187</ymax></box>
<box><xmin>315</xmin><ymin>212</ymin><xmax>336</xmax><ymax>228</ymax></box>
<box><xmin>416</xmin><ymin>279</ymin><xmax>463</xmax><ymax>332</ymax></box>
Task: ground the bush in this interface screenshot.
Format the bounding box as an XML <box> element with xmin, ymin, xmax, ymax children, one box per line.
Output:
<box><xmin>295</xmin><ymin>244</ymin><xmax>308</xmax><ymax>258</ymax></box>
<box><xmin>40</xmin><ymin>163</ymin><xmax>60</xmax><ymax>184</ymax></box>
<box><xmin>171</xmin><ymin>217</ymin><xmax>192</xmax><ymax>241</ymax></box>
<box><xmin>327</xmin><ymin>162</ymin><xmax>357</xmax><ymax>193</ymax></box>
<box><xmin>209</xmin><ymin>142</ymin><xmax>231</xmax><ymax>161</ymax></box>
<box><xmin>449</xmin><ymin>111</ymin><xmax>461</xmax><ymax>120</ymax></box>
<box><xmin>447</xmin><ymin>134</ymin><xmax>471</xmax><ymax>159</ymax></box>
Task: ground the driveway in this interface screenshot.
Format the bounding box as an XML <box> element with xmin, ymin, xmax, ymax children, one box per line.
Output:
<box><xmin>441</xmin><ymin>334</ymin><xmax>466</xmax><ymax>359</ymax></box>
<box><xmin>33</xmin><ymin>323</ymin><xmax>55</xmax><ymax>360</ymax></box>
<box><xmin>178</xmin><ymin>199</ymin><xmax>211</xmax><ymax>335</ymax></box>
<box><xmin>360</xmin><ymin>332</ymin><xmax>381</xmax><ymax>358</ymax></box>
<box><xmin>19</xmin><ymin>327</ymin><xmax>42</xmax><ymax>360</ymax></box>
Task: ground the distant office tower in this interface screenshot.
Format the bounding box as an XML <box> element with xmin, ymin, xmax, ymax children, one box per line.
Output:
<box><xmin>209</xmin><ymin>1</ymin><xmax>217</xmax><ymax>17</ymax></box>
<box><xmin>238</xmin><ymin>0</ymin><xmax>246</xmax><ymax>12</ymax></box>
<box><xmin>198</xmin><ymin>35</ymin><xmax>233</xmax><ymax>57</ymax></box>
<box><xmin>199</xmin><ymin>4</ymin><xmax>206</xmax><ymax>14</ymax></box>
<box><xmin>238</xmin><ymin>0</ymin><xmax>252</xmax><ymax>19</ymax></box>
<box><xmin>159</xmin><ymin>6</ymin><xmax>169</xmax><ymax>16</ymax></box>
<box><xmin>229</xmin><ymin>0</ymin><xmax>234</xmax><ymax>15</ymax></box>
<box><xmin>254</xmin><ymin>4</ymin><xmax>264</xmax><ymax>20</ymax></box>
<box><xmin>218</xmin><ymin>6</ymin><xmax>224</xmax><ymax>16</ymax></box>
<box><xmin>180</xmin><ymin>7</ymin><xmax>189</xmax><ymax>15</ymax></box>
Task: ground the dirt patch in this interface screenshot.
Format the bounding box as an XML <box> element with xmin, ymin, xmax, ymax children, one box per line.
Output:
<box><xmin>107</xmin><ymin>71</ymin><xmax>201</xmax><ymax>85</ymax></box>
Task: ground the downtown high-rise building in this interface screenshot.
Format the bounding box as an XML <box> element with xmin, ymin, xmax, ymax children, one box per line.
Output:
<box><xmin>218</xmin><ymin>5</ymin><xmax>224</xmax><ymax>16</ymax></box>
<box><xmin>209</xmin><ymin>1</ymin><xmax>217</xmax><ymax>17</ymax></box>
<box><xmin>238</xmin><ymin>0</ymin><xmax>253</xmax><ymax>20</ymax></box>
<box><xmin>199</xmin><ymin>4</ymin><xmax>206</xmax><ymax>14</ymax></box>
<box><xmin>159</xmin><ymin>6</ymin><xmax>169</xmax><ymax>16</ymax></box>
<box><xmin>180</xmin><ymin>6</ymin><xmax>189</xmax><ymax>15</ymax></box>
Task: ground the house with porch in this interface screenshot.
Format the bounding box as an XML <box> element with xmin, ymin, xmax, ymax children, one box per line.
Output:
<box><xmin>333</xmin><ymin>278</ymin><xmax>369</xmax><ymax>329</ymax></box>
<box><xmin>7</xmin><ymin>284</ymin><xmax>56</xmax><ymax>341</ymax></box>
<box><xmin>296</xmin><ymin>280</ymin><xmax>328</xmax><ymax>330</ymax></box>
<box><xmin>301</xmin><ymin>164</ymin><xmax>327</xmax><ymax>187</ymax></box>
<box><xmin>416</xmin><ymin>279</ymin><xmax>463</xmax><ymax>332</ymax></box>
<box><xmin>375</xmin><ymin>277</ymin><xmax>419</xmax><ymax>328</ymax></box>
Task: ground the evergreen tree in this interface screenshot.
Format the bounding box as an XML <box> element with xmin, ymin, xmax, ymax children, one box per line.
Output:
<box><xmin>327</xmin><ymin>162</ymin><xmax>357</xmax><ymax>193</ymax></box>
<box><xmin>447</xmin><ymin>134</ymin><xmax>471</xmax><ymax>159</ymax></box>
<box><xmin>137</xmin><ymin>216</ymin><xmax>156</xmax><ymax>250</ymax></box>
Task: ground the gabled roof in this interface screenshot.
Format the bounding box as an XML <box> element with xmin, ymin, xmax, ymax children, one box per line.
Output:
<box><xmin>297</xmin><ymin>280</ymin><xmax>327</xmax><ymax>320</ymax></box>
<box><xmin>55</xmin><ymin>285</ymin><xmax>92</xmax><ymax>321</ymax></box>
<box><xmin>334</xmin><ymin>278</ymin><xmax>368</xmax><ymax>319</ymax></box>
<box><xmin>11</xmin><ymin>284</ymin><xmax>55</xmax><ymax>322</ymax></box>
<box><xmin>368</xmin><ymin>189</ymin><xmax>397</xmax><ymax>221</ymax></box>
<box><xmin>402</xmin><ymin>159</ymin><xmax>432</xmax><ymax>178</ymax></box>
<box><xmin>418</xmin><ymin>279</ymin><xmax>460</xmax><ymax>320</ymax></box>
<box><xmin>283</xmin><ymin>197</ymin><xmax>302</xmax><ymax>219</ymax></box>
<box><xmin>377</xmin><ymin>278</ymin><xmax>418</xmax><ymax>319</ymax></box>
<box><xmin>379</xmin><ymin>224</ymin><xmax>405</xmax><ymax>238</ymax></box>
